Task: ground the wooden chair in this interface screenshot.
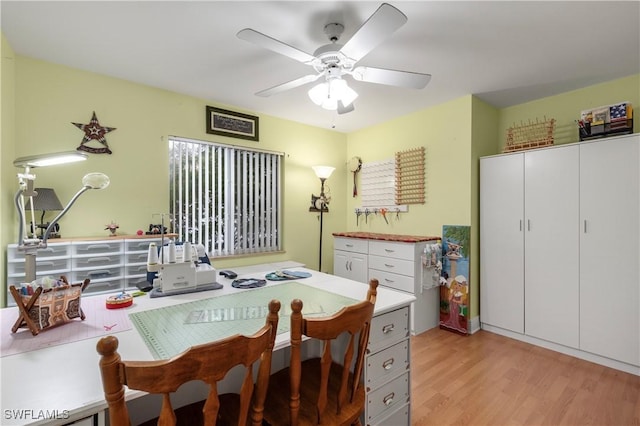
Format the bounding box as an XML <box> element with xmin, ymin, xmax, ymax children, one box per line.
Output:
<box><xmin>262</xmin><ymin>279</ymin><xmax>378</xmax><ymax>426</ymax></box>
<box><xmin>96</xmin><ymin>299</ymin><xmax>281</xmax><ymax>426</ymax></box>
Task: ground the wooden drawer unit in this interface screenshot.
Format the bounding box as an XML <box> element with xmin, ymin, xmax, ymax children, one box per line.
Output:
<box><xmin>369</xmin><ymin>306</ymin><xmax>410</xmax><ymax>352</ymax></box>
<box><xmin>366</xmin><ymin>372</ymin><xmax>410</xmax><ymax>424</ymax></box>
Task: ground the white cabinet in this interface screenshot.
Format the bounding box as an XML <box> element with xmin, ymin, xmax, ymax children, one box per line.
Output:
<box><xmin>524</xmin><ymin>145</ymin><xmax>580</xmax><ymax>348</ymax></box>
<box><xmin>333</xmin><ymin>237</ymin><xmax>368</xmax><ymax>283</ymax></box>
<box><xmin>479</xmin><ymin>153</ymin><xmax>525</xmax><ymax>333</ymax></box>
<box><xmin>368</xmin><ymin>240</ymin><xmax>439</xmax><ymax>335</ymax></box>
<box><xmin>333</xmin><ymin>234</ymin><xmax>440</xmax><ymax>335</ymax></box>
<box><xmin>480</xmin><ymin>134</ymin><xmax>640</xmax><ymax>370</ymax></box>
<box><xmin>579</xmin><ymin>136</ymin><xmax>639</xmax><ymax>366</ymax></box>
<box><xmin>365</xmin><ymin>306</ymin><xmax>411</xmax><ymax>425</ymax></box>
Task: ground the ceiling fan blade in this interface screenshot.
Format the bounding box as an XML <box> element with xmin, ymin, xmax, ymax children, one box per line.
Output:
<box><xmin>237</xmin><ymin>28</ymin><xmax>316</xmax><ymax>64</ymax></box>
<box><xmin>337</xmin><ymin>101</ymin><xmax>355</xmax><ymax>115</ymax></box>
<box><xmin>256</xmin><ymin>74</ymin><xmax>322</xmax><ymax>97</ymax></box>
<box><xmin>352</xmin><ymin>66</ymin><xmax>431</xmax><ymax>89</ymax></box>
<box><xmin>339</xmin><ymin>3</ymin><xmax>408</xmax><ymax>62</ymax></box>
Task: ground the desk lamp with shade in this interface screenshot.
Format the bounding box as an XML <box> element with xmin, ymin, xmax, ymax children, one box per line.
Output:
<box><xmin>24</xmin><ymin>188</ymin><xmax>64</xmax><ymax>238</ymax></box>
<box><xmin>13</xmin><ymin>150</ymin><xmax>110</xmax><ymax>283</ymax></box>
<box><xmin>309</xmin><ymin>165</ymin><xmax>335</xmax><ymax>272</ymax></box>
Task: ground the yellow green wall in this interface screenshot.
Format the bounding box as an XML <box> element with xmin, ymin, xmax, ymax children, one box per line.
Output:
<box><xmin>346</xmin><ymin>96</ymin><xmax>473</xmax><ymax>235</ymax></box>
<box><xmin>470</xmin><ymin>97</ymin><xmax>500</xmax><ymax>322</ymax></box>
<box><xmin>1</xmin><ymin>35</ymin><xmax>16</xmax><ymax>308</ymax></box>
<box><xmin>2</xmin><ymin>35</ymin><xmax>638</xmax><ymax>321</ymax></box>
<box><xmin>6</xmin><ymin>55</ymin><xmax>348</xmax><ymax>291</ymax></box>
<box><xmin>499</xmin><ymin>74</ymin><xmax>639</xmax><ymax>149</ymax></box>
<box><xmin>346</xmin><ymin>95</ymin><xmax>500</xmax><ymax>322</ymax></box>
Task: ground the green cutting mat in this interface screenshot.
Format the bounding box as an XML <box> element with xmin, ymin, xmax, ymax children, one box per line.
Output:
<box><xmin>129</xmin><ymin>281</ymin><xmax>358</xmax><ymax>359</ymax></box>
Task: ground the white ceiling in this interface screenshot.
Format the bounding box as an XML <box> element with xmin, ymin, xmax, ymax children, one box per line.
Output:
<box><xmin>2</xmin><ymin>1</ymin><xmax>639</xmax><ymax>133</ymax></box>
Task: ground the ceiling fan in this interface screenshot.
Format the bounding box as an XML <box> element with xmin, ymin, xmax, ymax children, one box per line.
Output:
<box><xmin>237</xmin><ymin>3</ymin><xmax>431</xmax><ymax>114</ymax></box>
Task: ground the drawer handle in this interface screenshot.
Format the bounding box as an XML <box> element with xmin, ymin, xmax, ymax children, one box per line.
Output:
<box><xmin>86</xmin><ymin>244</ymin><xmax>112</xmax><ymax>251</ymax></box>
<box><xmin>346</xmin><ymin>244</ymin><xmax>354</xmax><ymax>248</ymax></box>
<box><xmin>382</xmin><ymin>358</ymin><xmax>395</xmax><ymax>370</ymax></box>
<box><xmin>383</xmin><ymin>392</ymin><xmax>395</xmax><ymax>406</ymax></box>
<box><xmin>87</xmin><ymin>257</ymin><xmax>111</xmax><ymax>263</ymax></box>
<box><xmin>384</xmin><ymin>278</ymin><xmax>395</xmax><ymax>283</ymax></box>
<box><xmin>384</xmin><ymin>249</ymin><xmax>395</xmax><ymax>253</ymax></box>
<box><xmin>382</xmin><ymin>323</ymin><xmax>395</xmax><ymax>334</ymax></box>
<box><xmin>384</xmin><ymin>263</ymin><xmax>395</xmax><ymax>268</ymax></box>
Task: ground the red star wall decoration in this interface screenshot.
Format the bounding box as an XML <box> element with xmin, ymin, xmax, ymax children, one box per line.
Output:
<box><xmin>72</xmin><ymin>111</ymin><xmax>116</xmax><ymax>154</ymax></box>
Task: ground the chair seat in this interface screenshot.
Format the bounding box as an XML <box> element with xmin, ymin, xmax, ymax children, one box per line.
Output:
<box><xmin>263</xmin><ymin>358</ymin><xmax>365</xmax><ymax>426</ymax></box>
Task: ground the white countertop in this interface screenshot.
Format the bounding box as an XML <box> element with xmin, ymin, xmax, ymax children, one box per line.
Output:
<box><xmin>0</xmin><ymin>262</ymin><xmax>415</xmax><ymax>425</ymax></box>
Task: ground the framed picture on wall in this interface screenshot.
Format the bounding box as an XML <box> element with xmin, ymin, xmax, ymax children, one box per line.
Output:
<box><xmin>206</xmin><ymin>106</ymin><xmax>259</xmax><ymax>141</ymax></box>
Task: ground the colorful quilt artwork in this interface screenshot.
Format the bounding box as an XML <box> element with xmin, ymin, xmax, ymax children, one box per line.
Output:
<box><xmin>439</xmin><ymin>225</ymin><xmax>470</xmax><ymax>335</ymax></box>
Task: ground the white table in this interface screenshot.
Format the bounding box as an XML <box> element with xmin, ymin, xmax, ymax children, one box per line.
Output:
<box><xmin>0</xmin><ymin>262</ymin><xmax>415</xmax><ymax>425</ymax></box>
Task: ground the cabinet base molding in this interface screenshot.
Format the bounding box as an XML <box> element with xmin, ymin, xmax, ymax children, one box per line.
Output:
<box><xmin>481</xmin><ymin>323</ymin><xmax>639</xmax><ymax>376</ymax></box>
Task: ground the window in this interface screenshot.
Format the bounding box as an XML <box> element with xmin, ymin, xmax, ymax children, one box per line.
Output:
<box><xmin>169</xmin><ymin>136</ymin><xmax>282</xmax><ymax>257</ymax></box>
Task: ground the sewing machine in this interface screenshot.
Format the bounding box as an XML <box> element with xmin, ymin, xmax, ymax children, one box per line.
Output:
<box><xmin>146</xmin><ymin>241</ymin><xmax>222</xmax><ymax>297</ymax></box>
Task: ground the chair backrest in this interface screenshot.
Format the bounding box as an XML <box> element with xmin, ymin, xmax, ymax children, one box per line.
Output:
<box><xmin>96</xmin><ymin>299</ymin><xmax>281</xmax><ymax>426</ymax></box>
<box><xmin>289</xmin><ymin>279</ymin><xmax>378</xmax><ymax>424</ymax></box>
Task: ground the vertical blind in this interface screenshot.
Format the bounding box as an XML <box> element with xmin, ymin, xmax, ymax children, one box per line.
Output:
<box><xmin>169</xmin><ymin>136</ymin><xmax>282</xmax><ymax>257</ymax></box>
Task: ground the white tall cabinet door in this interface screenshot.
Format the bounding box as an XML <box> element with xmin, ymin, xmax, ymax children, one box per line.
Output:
<box><xmin>480</xmin><ymin>153</ymin><xmax>525</xmax><ymax>333</ymax></box>
<box><xmin>524</xmin><ymin>146</ymin><xmax>580</xmax><ymax>348</ymax></box>
<box><xmin>580</xmin><ymin>135</ymin><xmax>639</xmax><ymax>366</ymax></box>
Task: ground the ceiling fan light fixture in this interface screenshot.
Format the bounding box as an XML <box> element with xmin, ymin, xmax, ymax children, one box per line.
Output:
<box><xmin>308</xmin><ymin>78</ymin><xmax>358</xmax><ymax>111</ymax></box>
<box><xmin>308</xmin><ymin>82</ymin><xmax>329</xmax><ymax>106</ymax></box>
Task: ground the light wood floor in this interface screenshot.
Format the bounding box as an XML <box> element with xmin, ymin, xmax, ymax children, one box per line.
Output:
<box><xmin>410</xmin><ymin>328</ymin><xmax>640</xmax><ymax>426</ymax></box>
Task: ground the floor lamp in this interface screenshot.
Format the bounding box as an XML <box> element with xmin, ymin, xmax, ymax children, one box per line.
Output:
<box><xmin>309</xmin><ymin>166</ymin><xmax>335</xmax><ymax>272</ymax></box>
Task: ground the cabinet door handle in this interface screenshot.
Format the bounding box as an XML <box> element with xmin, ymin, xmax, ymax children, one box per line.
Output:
<box><xmin>527</xmin><ymin>219</ymin><xmax>531</xmax><ymax>231</ymax></box>
<box><xmin>345</xmin><ymin>260</ymin><xmax>349</xmax><ymax>271</ymax></box>
<box><xmin>584</xmin><ymin>220</ymin><xmax>587</xmax><ymax>233</ymax></box>
<box><xmin>382</xmin><ymin>358</ymin><xmax>395</xmax><ymax>370</ymax></box>
<box><xmin>348</xmin><ymin>261</ymin><xmax>353</xmax><ymax>271</ymax></box>
<box><xmin>383</xmin><ymin>392</ymin><xmax>395</xmax><ymax>406</ymax></box>
<box><xmin>519</xmin><ymin>220</ymin><xmax>522</xmax><ymax>231</ymax></box>
<box><xmin>382</xmin><ymin>323</ymin><xmax>395</xmax><ymax>334</ymax></box>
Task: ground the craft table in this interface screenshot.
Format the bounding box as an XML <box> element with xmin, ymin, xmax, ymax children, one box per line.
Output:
<box><xmin>0</xmin><ymin>261</ymin><xmax>415</xmax><ymax>426</ymax></box>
